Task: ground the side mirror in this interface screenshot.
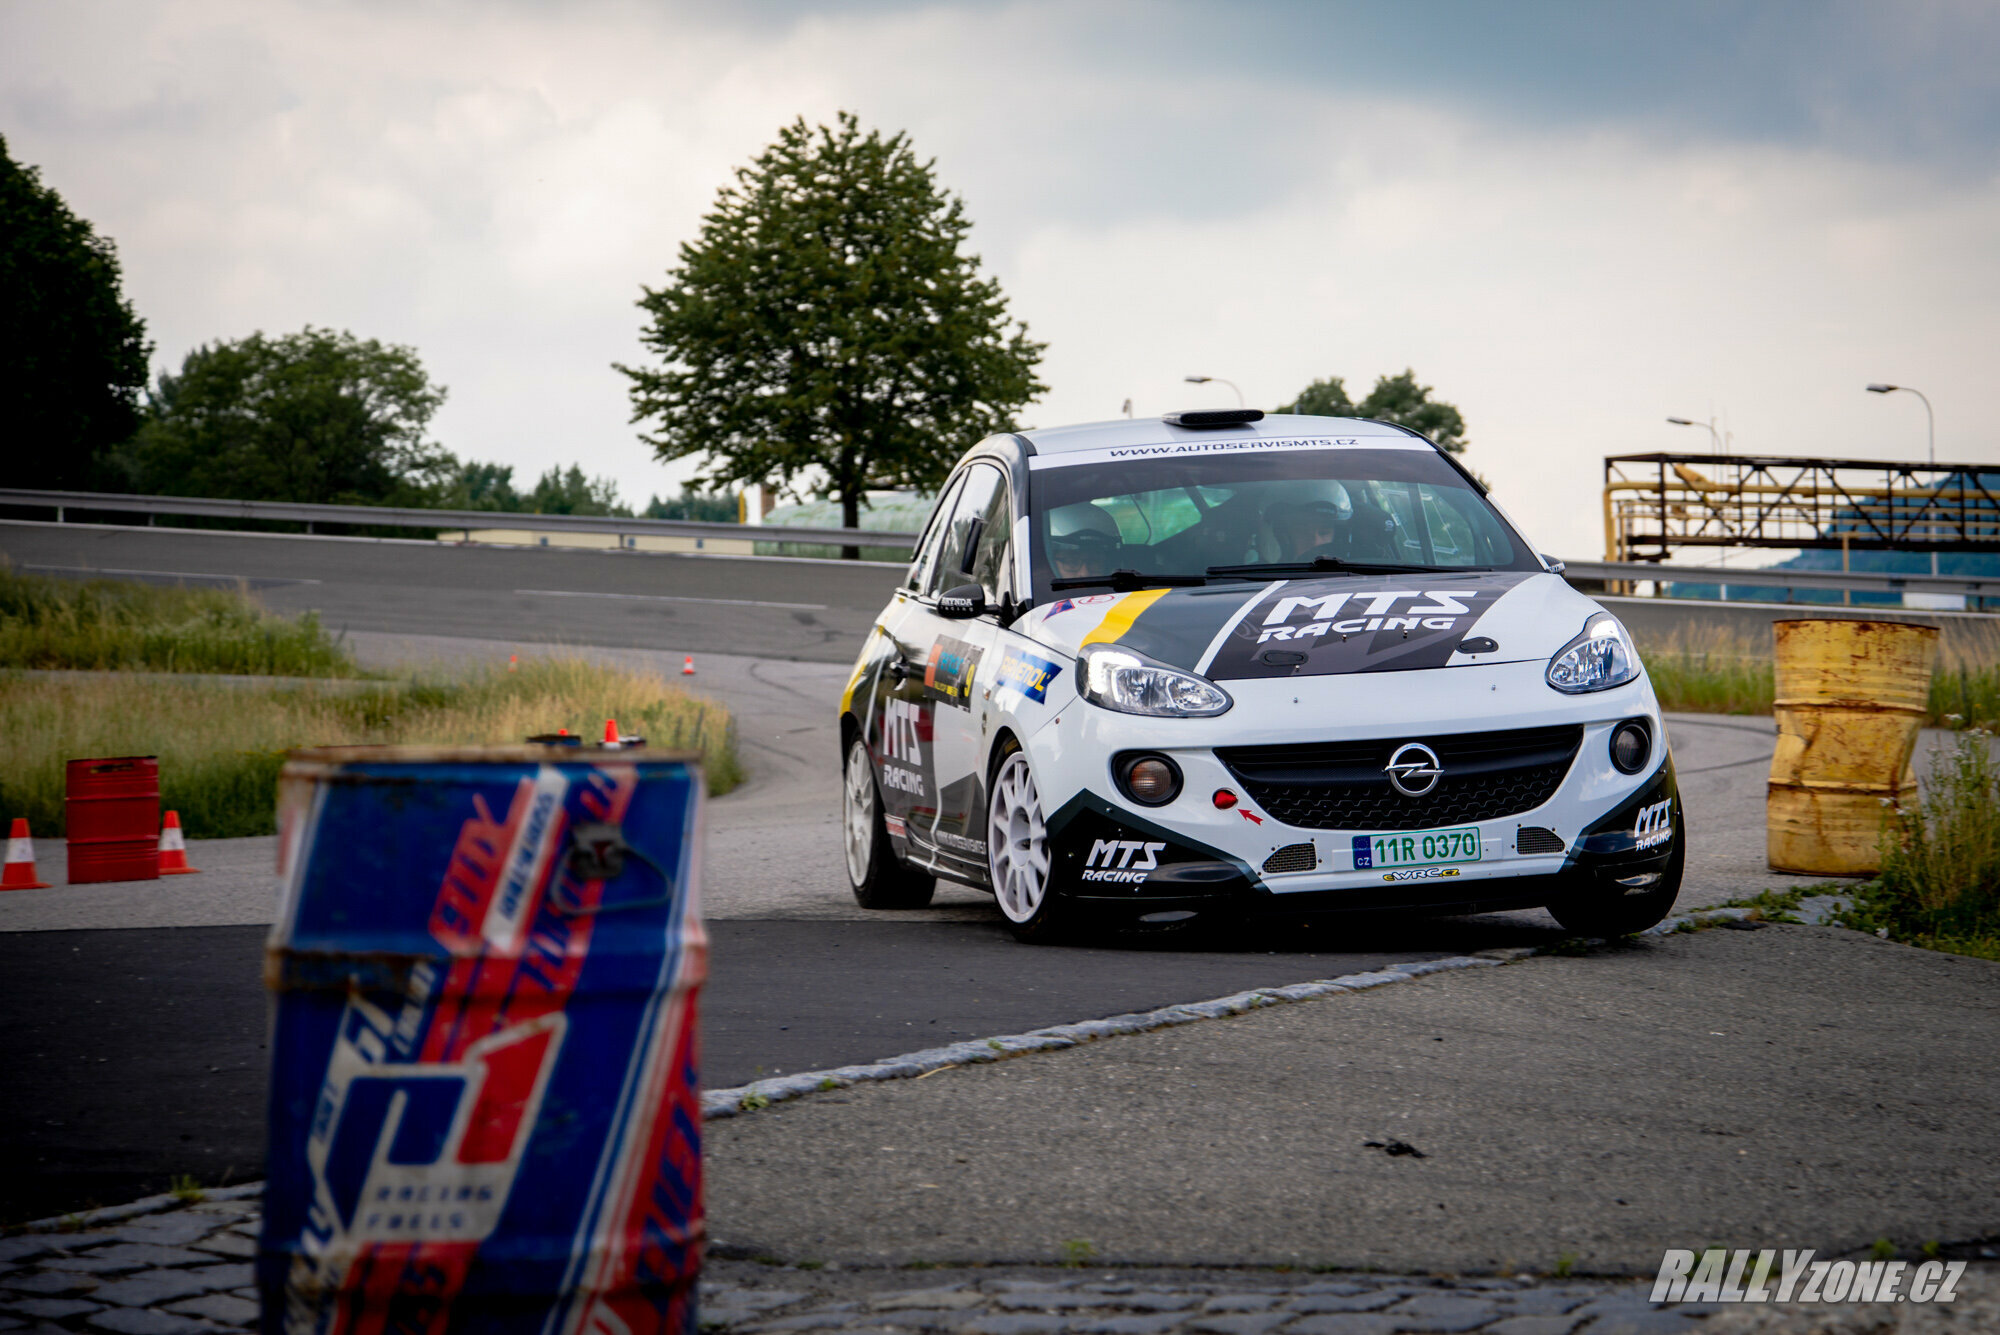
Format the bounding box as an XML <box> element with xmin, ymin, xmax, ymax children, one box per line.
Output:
<box><xmin>1541</xmin><ymin>554</ymin><xmax>1567</xmax><ymax>575</ymax></box>
<box><xmin>937</xmin><ymin>584</ymin><xmax>986</xmax><ymax>619</ymax></box>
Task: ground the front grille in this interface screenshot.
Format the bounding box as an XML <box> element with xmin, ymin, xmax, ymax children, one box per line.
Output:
<box><xmin>1262</xmin><ymin>842</ymin><xmax>1317</xmax><ymax>874</ymax></box>
<box><xmin>1216</xmin><ymin>725</ymin><xmax>1583</xmax><ymax>832</ymax></box>
<box><xmin>1516</xmin><ymin>826</ymin><xmax>1566</xmax><ymax>854</ymax></box>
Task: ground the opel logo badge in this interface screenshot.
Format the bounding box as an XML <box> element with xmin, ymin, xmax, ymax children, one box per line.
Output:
<box><xmin>1384</xmin><ymin>742</ymin><xmax>1442</xmax><ymax>798</ymax></box>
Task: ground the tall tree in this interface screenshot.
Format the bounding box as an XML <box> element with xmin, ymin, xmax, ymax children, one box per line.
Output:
<box><xmin>116</xmin><ymin>328</ymin><xmax>451</xmax><ymax>504</ymax></box>
<box><xmin>1276</xmin><ymin>369</ymin><xmax>1469</xmax><ymax>456</ymax></box>
<box><xmin>0</xmin><ymin>134</ymin><xmax>151</xmax><ymax>488</ymax></box>
<box><xmin>621</xmin><ymin>112</ymin><xmax>1046</xmax><ymax>556</ymax></box>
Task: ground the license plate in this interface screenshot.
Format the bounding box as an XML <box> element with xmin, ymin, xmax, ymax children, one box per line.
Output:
<box><xmin>1352</xmin><ymin>826</ymin><xmax>1482</xmax><ymax>870</ymax></box>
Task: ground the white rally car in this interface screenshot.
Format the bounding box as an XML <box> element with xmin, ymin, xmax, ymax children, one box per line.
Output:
<box><xmin>839</xmin><ymin>410</ymin><xmax>1683</xmax><ymax>942</ymax></box>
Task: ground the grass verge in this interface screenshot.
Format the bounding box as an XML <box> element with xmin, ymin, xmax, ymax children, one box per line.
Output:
<box><xmin>0</xmin><ymin>561</ymin><xmax>361</xmax><ymax>676</ymax></box>
<box><xmin>1833</xmin><ymin>725</ymin><xmax>2000</xmax><ymax>962</ymax></box>
<box><xmin>0</xmin><ymin>657</ymin><xmax>743</xmax><ymax>838</ymax></box>
<box><xmin>1635</xmin><ymin>622</ymin><xmax>2000</xmax><ymax>727</ymax></box>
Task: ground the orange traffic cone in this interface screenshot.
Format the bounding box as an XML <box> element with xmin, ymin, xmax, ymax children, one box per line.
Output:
<box><xmin>158</xmin><ymin>810</ymin><xmax>200</xmax><ymax>875</ymax></box>
<box><xmin>3</xmin><ymin>818</ymin><xmax>52</xmax><ymax>890</ymax></box>
<box><xmin>681</xmin><ymin>655</ymin><xmax>695</xmax><ymax>676</ymax></box>
<box><xmin>603</xmin><ymin>718</ymin><xmax>621</xmax><ymax>749</ymax></box>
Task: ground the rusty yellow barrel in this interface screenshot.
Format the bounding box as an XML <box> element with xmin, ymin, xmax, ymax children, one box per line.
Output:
<box><xmin>1767</xmin><ymin>619</ymin><xmax>1938</xmax><ymax>875</ymax></box>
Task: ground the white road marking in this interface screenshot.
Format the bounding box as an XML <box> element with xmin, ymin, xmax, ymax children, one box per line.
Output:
<box><xmin>25</xmin><ymin>564</ymin><xmax>321</xmax><ymax>585</ymax></box>
<box><xmin>513</xmin><ymin>588</ymin><xmax>826</xmax><ymax>610</ymax></box>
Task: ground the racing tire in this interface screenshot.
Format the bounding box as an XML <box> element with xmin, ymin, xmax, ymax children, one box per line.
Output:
<box><xmin>987</xmin><ymin>743</ymin><xmax>1077</xmax><ymax>944</ymax></box>
<box><xmin>1545</xmin><ymin>817</ymin><xmax>1685</xmax><ymax>938</ymax></box>
<box><xmin>843</xmin><ymin>734</ymin><xmax>936</xmax><ymax>910</ymax></box>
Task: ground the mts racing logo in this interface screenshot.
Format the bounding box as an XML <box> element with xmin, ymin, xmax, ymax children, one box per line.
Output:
<box><xmin>1634</xmin><ymin>797</ymin><xmax>1672</xmax><ymax>849</ymax></box>
<box><xmin>1258</xmin><ymin>590</ymin><xmax>1476</xmax><ymax>644</ymax></box>
<box><xmin>1083</xmin><ymin>838</ymin><xmax>1167</xmax><ymax>883</ymax></box>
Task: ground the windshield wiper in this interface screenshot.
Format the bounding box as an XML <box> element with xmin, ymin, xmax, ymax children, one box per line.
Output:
<box><xmin>1050</xmin><ymin>568</ymin><xmax>1207</xmax><ymax>592</ymax></box>
<box><xmin>1205</xmin><ymin>556</ymin><xmax>1484</xmax><ymax>578</ymax></box>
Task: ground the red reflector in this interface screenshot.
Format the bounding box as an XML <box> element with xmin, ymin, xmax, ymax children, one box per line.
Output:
<box><xmin>1212</xmin><ymin>789</ymin><xmax>1238</xmax><ymax>809</ymax></box>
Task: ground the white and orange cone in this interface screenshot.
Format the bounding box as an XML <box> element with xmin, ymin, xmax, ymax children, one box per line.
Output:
<box><xmin>3</xmin><ymin>818</ymin><xmax>52</xmax><ymax>890</ymax></box>
<box><xmin>681</xmin><ymin>655</ymin><xmax>695</xmax><ymax>676</ymax></box>
<box><xmin>158</xmin><ymin>810</ymin><xmax>200</xmax><ymax>875</ymax></box>
<box><xmin>603</xmin><ymin>718</ymin><xmax>622</xmax><ymax>750</ymax></box>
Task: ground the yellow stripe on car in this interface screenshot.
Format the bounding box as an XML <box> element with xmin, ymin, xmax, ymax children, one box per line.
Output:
<box><xmin>1080</xmin><ymin>587</ymin><xmax>1171</xmax><ymax>647</ymax></box>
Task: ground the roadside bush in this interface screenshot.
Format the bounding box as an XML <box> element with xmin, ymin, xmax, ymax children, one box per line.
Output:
<box><xmin>0</xmin><ymin>561</ymin><xmax>358</xmax><ymax>676</ymax></box>
<box><xmin>0</xmin><ymin>657</ymin><xmax>742</xmax><ymax>838</ymax></box>
<box><xmin>1837</xmin><ymin>726</ymin><xmax>2000</xmax><ymax>961</ymax></box>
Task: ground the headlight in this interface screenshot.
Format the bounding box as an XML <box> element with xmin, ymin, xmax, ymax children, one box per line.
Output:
<box><xmin>1546</xmin><ymin>613</ymin><xmax>1641</xmax><ymax>694</ymax></box>
<box><xmin>1077</xmin><ymin>645</ymin><xmax>1232</xmax><ymax>717</ymax></box>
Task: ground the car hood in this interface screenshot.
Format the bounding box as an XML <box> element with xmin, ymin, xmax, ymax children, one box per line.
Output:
<box><xmin>1021</xmin><ymin>571</ymin><xmax>1601</xmax><ymax>681</ymax></box>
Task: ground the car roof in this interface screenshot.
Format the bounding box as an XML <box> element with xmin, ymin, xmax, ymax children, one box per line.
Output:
<box><xmin>1015</xmin><ymin>413</ymin><xmax>1423</xmax><ymax>456</ymax></box>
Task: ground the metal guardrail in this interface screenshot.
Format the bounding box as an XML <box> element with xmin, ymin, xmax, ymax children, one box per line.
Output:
<box><xmin>0</xmin><ymin>488</ymin><xmax>922</xmax><ymax>553</ymax></box>
<box><xmin>1561</xmin><ymin>559</ymin><xmax>2000</xmax><ymax>603</ymax></box>
<box><xmin>2</xmin><ymin>489</ymin><xmax>1993</xmax><ymax>602</ymax></box>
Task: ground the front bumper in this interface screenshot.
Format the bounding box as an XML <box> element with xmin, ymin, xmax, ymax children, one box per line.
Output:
<box><xmin>1034</xmin><ymin>660</ymin><xmax>1679</xmax><ymax>916</ymax></box>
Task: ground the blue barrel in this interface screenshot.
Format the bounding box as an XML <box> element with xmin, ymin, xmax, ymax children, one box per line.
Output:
<box><xmin>259</xmin><ymin>746</ymin><xmax>706</xmax><ymax>1335</ymax></box>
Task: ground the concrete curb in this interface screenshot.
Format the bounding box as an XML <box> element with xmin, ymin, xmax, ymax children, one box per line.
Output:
<box><xmin>701</xmin><ymin>953</ymin><xmax>1518</xmax><ymax>1119</ymax></box>
<box><xmin>11</xmin><ymin>1180</ymin><xmax>263</xmax><ymax>1235</ymax></box>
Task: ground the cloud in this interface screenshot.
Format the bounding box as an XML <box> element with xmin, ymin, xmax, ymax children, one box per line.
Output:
<box><xmin>2</xmin><ymin>0</ymin><xmax>1994</xmax><ymax>556</ymax></box>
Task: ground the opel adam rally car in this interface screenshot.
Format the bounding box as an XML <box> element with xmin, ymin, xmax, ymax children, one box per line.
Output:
<box><xmin>839</xmin><ymin>410</ymin><xmax>1683</xmax><ymax>942</ymax></box>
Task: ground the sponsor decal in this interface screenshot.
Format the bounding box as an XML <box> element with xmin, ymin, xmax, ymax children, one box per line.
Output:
<box><xmin>1634</xmin><ymin>797</ymin><xmax>1672</xmax><ymax>849</ymax></box>
<box><xmin>1256</xmin><ymin>589</ymin><xmax>1474</xmax><ymax>644</ymax></box>
<box><xmin>1081</xmin><ymin>838</ymin><xmax>1168</xmax><ymax>883</ymax></box>
<box><xmin>1028</xmin><ymin>436</ymin><xmax>1424</xmax><ymax>470</ymax></box>
<box><xmin>924</xmin><ymin>635</ymin><xmax>983</xmax><ymax>710</ymax></box>
<box><xmin>1381</xmin><ymin>866</ymin><xmax>1460</xmax><ymax>882</ymax></box>
<box><xmin>1042</xmin><ymin>593</ymin><xmax>1120</xmax><ymax>620</ymax></box>
<box><xmin>884</xmin><ymin>813</ymin><xmax>906</xmax><ymax>838</ymax></box>
<box><xmin>932</xmin><ymin>829</ymin><xmax>988</xmax><ymax>856</ymax></box>
<box><xmin>1651</xmin><ymin>1249</ymin><xmax>1964</xmax><ymax>1306</ymax></box>
<box><xmin>993</xmin><ymin>646</ymin><xmax>1063</xmax><ymax>704</ymax></box>
<box><xmin>1205</xmin><ymin>573</ymin><xmax>1533</xmax><ymax>680</ymax></box>
<box><xmin>877</xmin><ymin>698</ymin><xmax>929</xmax><ymax>796</ymax></box>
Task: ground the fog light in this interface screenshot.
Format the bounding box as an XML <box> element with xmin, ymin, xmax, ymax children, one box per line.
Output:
<box><xmin>1127</xmin><ymin>759</ymin><xmax>1176</xmax><ymax>802</ymax></box>
<box><xmin>1213</xmin><ymin>789</ymin><xmax>1238</xmax><ymax>809</ymax></box>
<box><xmin>1610</xmin><ymin>719</ymin><xmax>1651</xmax><ymax>774</ymax></box>
<box><xmin>1114</xmin><ymin>752</ymin><xmax>1182</xmax><ymax>806</ymax></box>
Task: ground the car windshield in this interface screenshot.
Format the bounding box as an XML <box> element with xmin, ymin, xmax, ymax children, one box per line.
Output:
<box><xmin>1027</xmin><ymin>445</ymin><xmax>1538</xmax><ymax>602</ymax></box>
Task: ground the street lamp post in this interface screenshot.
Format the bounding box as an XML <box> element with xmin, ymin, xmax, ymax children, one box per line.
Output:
<box><xmin>1867</xmin><ymin>383</ymin><xmax>1939</xmax><ymax>576</ymax></box>
<box><xmin>1185</xmin><ymin>374</ymin><xmax>1244</xmax><ymax>407</ymax></box>
<box><xmin>1665</xmin><ymin>416</ymin><xmax>1723</xmax><ymax>454</ymax></box>
<box><xmin>1666</xmin><ymin>416</ymin><xmax>1729</xmax><ymax>596</ymax></box>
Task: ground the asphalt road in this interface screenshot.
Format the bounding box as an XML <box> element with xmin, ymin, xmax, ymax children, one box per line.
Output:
<box><xmin>0</xmin><ymin>520</ymin><xmax>900</xmax><ymax>664</ymax></box>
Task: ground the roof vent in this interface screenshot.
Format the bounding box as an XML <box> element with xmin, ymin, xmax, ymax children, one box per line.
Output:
<box><xmin>1163</xmin><ymin>408</ymin><xmax>1264</xmax><ymax>428</ymax></box>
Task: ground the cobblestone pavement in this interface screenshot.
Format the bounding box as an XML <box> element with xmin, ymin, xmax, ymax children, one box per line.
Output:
<box><xmin>8</xmin><ymin>1194</ymin><xmax>1991</xmax><ymax>1335</ymax></box>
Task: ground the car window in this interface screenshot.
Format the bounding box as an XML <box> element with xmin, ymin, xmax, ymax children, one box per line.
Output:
<box><xmin>905</xmin><ymin>474</ymin><xmax>966</xmax><ymax>592</ymax></box>
<box><xmin>1025</xmin><ymin>446</ymin><xmax>1535</xmax><ymax>602</ymax></box>
<box><xmin>928</xmin><ymin>464</ymin><xmax>1003</xmax><ymax>596</ymax></box>
<box><xmin>966</xmin><ymin>470</ymin><xmax>1014</xmax><ymax>604</ymax></box>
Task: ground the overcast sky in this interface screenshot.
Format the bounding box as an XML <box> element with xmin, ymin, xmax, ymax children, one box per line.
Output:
<box><xmin>4</xmin><ymin>1</ymin><xmax>1996</xmax><ymax>558</ymax></box>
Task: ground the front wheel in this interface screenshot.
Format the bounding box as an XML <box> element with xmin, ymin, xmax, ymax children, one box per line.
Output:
<box><xmin>987</xmin><ymin>746</ymin><xmax>1075</xmax><ymax>943</ymax></box>
<box><xmin>843</xmin><ymin>735</ymin><xmax>935</xmax><ymax>909</ymax></box>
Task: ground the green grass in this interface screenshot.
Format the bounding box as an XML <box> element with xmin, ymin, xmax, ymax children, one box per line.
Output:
<box><xmin>0</xmin><ymin>561</ymin><xmax>361</xmax><ymax>676</ymax></box>
<box><xmin>1833</xmin><ymin>726</ymin><xmax>2000</xmax><ymax>962</ymax></box>
<box><xmin>0</xmin><ymin>657</ymin><xmax>743</xmax><ymax>839</ymax></box>
<box><xmin>1636</xmin><ymin>622</ymin><xmax>2000</xmax><ymax>727</ymax></box>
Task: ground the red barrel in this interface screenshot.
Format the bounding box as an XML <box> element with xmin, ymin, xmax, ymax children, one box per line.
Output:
<box><xmin>65</xmin><ymin>756</ymin><xmax>160</xmax><ymax>884</ymax></box>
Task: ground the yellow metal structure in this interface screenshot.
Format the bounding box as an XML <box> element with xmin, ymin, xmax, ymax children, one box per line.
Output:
<box><xmin>1767</xmin><ymin>619</ymin><xmax>1939</xmax><ymax>875</ymax></box>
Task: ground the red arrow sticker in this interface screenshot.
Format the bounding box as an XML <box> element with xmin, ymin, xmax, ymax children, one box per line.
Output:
<box><xmin>1240</xmin><ymin>810</ymin><xmax>1263</xmax><ymax>825</ymax></box>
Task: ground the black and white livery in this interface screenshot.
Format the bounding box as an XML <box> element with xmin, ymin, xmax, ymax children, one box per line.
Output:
<box><xmin>839</xmin><ymin>410</ymin><xmax>1683</xmax><ymax>941</ymax></box>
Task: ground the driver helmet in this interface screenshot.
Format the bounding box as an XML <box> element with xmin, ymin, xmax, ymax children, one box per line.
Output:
<box><xmin>1045</xmin><ymin>502</ymin><xmax>1122</xmax><ymax>572</ymax></box>
<box><xmin>1264</xmin><ymin>482</ymin><xmax>1352</xmax><ymax>555</ymax></box>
